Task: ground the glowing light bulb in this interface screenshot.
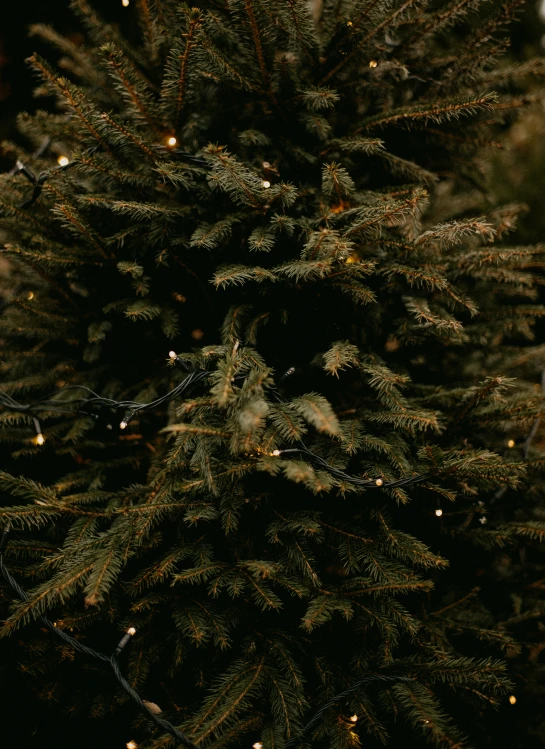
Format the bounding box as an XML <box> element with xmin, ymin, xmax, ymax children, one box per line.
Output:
<box><xmin>122</xmin><ymin>0</ymin><xmax>130</xmax><ymax>6</ymax></box>
<box><xmin>349</xmin><ymin>715</ymin><xmax>358</xmax><ymax>723</ymax></box>
<box><xmin>252</xmin><ymin>744</ymin><xmax>263</xmax><ymax>749</ymax></box>
<box><xmin>375</xmin><ymin>478</ymin><xmax>383</xmax><ymax>487</ymax></box>
<box><xmin>262</xmin><ymin>180</ymin><xmax>271</xmax><ymax>188</ymax></box>
<box><xmin>57</xmin><ymin>155</ymin><xmax>69</xmax><ymax>167</ymax></box>
<box><xmin>27</xmin><ymin>291</ymin><xmax>34</xmax><ymax>300</ymax></box>
<box><xmin>169</xmin><ymin>350</ymin><xmax>177</xmax><ymax>360</ymax></box>
<box><xmin>369</xmin><ymin>60</ymin><xmax>378</xmax><ymax>68</ymax></box>
<box><xmin>35</xmin><ymin>433</ymin><xmax>45</xmax><ymax>446</ymax></box>
<box><xmin>509</xmin><ymin>695</ymin><xmax>517</xmax><ymax>705</ymax></box>
<box><xmin>507</xmin><ymin>439</ymin><xmax>515</xmax><ymax>448</ymax></box>
<box><xmin>127</xmin><ymin>627</ymin><xmax>136</xmax><ymax>636</ymax></box>
<box><xmin>126</xmin><ymin>741</ymin><xmax>138</xmax><ymax>749</ymax></box>
<box><xmin>346</xmin><ymin>21</ymin><xmax>353</xmax><ymax>26</ymax></box>
<box><xmin>271</xmin><ymin>450</ymin><xmax>281</xmax><ymax>456</ymax></box>
<box><xmin>167</xmin><ymin>136</ymin><xmax>177</xmax><ymax>147</ymax></box>
<box><xmin>120</xmin><ymin>421</ymin><xmax>128</xmax><ymax>430</ymax></box>
<box><xmin>435</xmin><ymin>508</ymin><xmax>443</xmax><ymax>517</ymax></box>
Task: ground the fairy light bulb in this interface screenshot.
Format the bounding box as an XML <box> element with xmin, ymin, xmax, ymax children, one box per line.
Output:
<box><xmin>375</xmin><ymin>478</ymin><xmax>383</xmax><ymax>487</ymax></box>
<box><xmin>435</xmin><ymin>508</ymin><xmax>443</xmax><ymax>517</ymax></box>
<box><xmin>507</xmin><ymin>439</ymin><xmax>515</xmax><ymax>448</ymax></box>
<box><xmin>116</xmin><ymin>626</ymin><xmax>137</xmax><ymax>655</ymax></box>
<box><xmin>262</xmin><ymin>180</ymin><xmax>271</xmax><ymax>188</ymax></box>
<box><xmin>57</xmin><ymin>155</ymin><xmax>69</xmax><ymax>167</ymax></box>
<box><xmin>27</xmin><ymin>291</ymin><xmax>34</xmax><ymax>300</ymax></box>
<box><xmin>120</xmin><ymin>420</ymin><xmax>127</xmax><ymax>429</ymax></box>
<box><xmin>169</xmin><ymin>350</ymin><xmax>177</xmax><ymax>360</ymax></box>
<box><xmin>167</xmin><ymin>136</ymin><xmax>177</xmax><ymax>147</ymax></box>
<box><xmin>509</xmin><ymin>695</ymin><xmax>517</xmax><ymax>705</ymax></box>
<box><xmin>369</xmin><ymin>60</ymin><xmax>378</xmax><ymax>68</ymax></box>
<box><xmin>32</xmin><ymin>417</ymin><xmax>44</xmax><ymax>446</ymax></box>
<box><xmin>126</xmin><ymin>741</ymin><xmax>138</xmax><ymax>749</ymax></box>
<box><xmin>122</xmin><ymin>0</ymin><xmax>130</xmax><ymax>6</ymax></box>
<box><xmin>349</xmin><ymin>715</ymin><xmax>358</xmax><ymax>723</ymax></box>
<box><xmin>271</xmin><ymin>449</ymin><xmax>281</xmax><ymax>456</ymax></box>
<box><xmin>252</xmin><ymin>744</ymin><xmax>263</xmax><ymax>749</ymax></box>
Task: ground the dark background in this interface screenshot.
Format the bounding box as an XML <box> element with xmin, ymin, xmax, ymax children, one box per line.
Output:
<box><xmin>1</xmin><ymin>2</ymin><xmax>545</xmax><ymax>748</ymax></box>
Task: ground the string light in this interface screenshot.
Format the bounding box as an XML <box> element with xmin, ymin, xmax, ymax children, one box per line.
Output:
<box><xmin>167</xmin><ymin>136</ymin><xmax>177</xmax><ymax>147</ymax></box>
<box><xmin>10</xmin><ymin>144</ymin><xmax>210</xmax><ymax>212</ymax></box>
<box><xmin>507</xmin><ymin>439</ymin><xmax>515</xmax><ymax>448</ymax></box>
<box><xmin>27</xmin><ymin>291</ymin><xmax>34</xmax><ymax>300</ymax></box>
<box><xmin>479</xmin><ymin>516</ymin><xmax>487</xmax><ymax>525</ymax></box>
<box><xmin>1</xmin><ymin>520</ymin><xmax>415</xmax><ymax>749</ymax></box>
<box><xmin>262</xmin><ymin>180</ymin><xmax>271</xmax><ymax>188</ymax></box>
<box><xmin>349</xmin><ymin>715</ymin><xmax>358</xmax><ymax>722</ymax></box>
<box><xmin>122</xmin><ymin>0</ymin><xmax>130</xmax><ymax>6</ymax></box>
<box><xmin>32</xmin><ymin>417</ymin><xmax>45</xmax><ymax>446</ymax></box>
<box><xmin>120</xmin><ymin>420</ymin><xmax>128</xmax><ymax>429</ymax></box>
<box><xmin>369</xmin><ymin>60</ymin><xmax>378</xmax><ymax>68</ymax></box>
<box><xmin>435</xmin><ymin>508</ymin><xmax>443</xmax><ymax>517</ymax></box>
<box><xmin>126</xmin><ymin>742</ymin><xmax>138</xmax><ymax>749</ymax></box>
<box><xmin>169</xmin><ymin>351</ymin><xmax>177</xmax><ymax>360</ymax></box>
<box><xmin>115</xmin><ymin>626</ymin><xmax>137</xmax><ymax>655</ymax></box>
<box><xmin>509</xmin><ymin>695</ymin><xmax>517</xmax><ymax>705</ymax></box>
<box><xmin>375</xmin><ymin>478</ymin><xmax>383</xmax><ymax>487</ymax></box>
<box><xmin>271</xmin><ymin>449</ymin><xmax>281</xmax><ymax>456</ymax></box>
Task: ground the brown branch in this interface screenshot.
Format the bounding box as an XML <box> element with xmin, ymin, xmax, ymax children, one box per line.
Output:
<box><xmin>175</xmin><ymin>16</ymin><xmax>203</xmax><ymax>123</ymax></box>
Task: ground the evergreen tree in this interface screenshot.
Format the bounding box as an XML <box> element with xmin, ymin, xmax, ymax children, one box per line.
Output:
<box><xmin>1</xmin><ymin>1</ymin><xmax>545</xmax><ymax>747</ymax></box>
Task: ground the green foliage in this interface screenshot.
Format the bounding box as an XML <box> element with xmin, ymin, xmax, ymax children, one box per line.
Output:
<box><xmin>1</xmin><ymin>1</ymin><xmax>544</xmax><ymax>748</ymax></box>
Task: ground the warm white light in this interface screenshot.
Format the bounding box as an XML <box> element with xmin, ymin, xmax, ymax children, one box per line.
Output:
<box><xmin>120</xmin><ymin>421</ymin><xmax>128</xmax><ymax>430</ymax></box>
<box><xmin>167</xmin><ymin>136</ymin><xmax>177</xmax><ymax>147</ymax></box>
<box><xmin>122</xmin><ymin>0</ymin><xmax>130</xmax><ymax>6</ymax></box>
<box><xmin>262</xmin><ymin>180</ymin><xmax>271</xmax><ymax>188</ymax></box>
<box><xmin>349</xmin><ymin>715</ymin><xmax>358</xmax><ymax>723</ymax></box>
<box><xmin>57</xmin><ymin>155</ymin><xmax>69</xmax><ymax>167</ymax></box>
<box><xmin>435</xmin><ymin>508</ymin><xmax>443</xmax><ymax>517</ymax></box>
<box><xmin>252</xmin><ymin>744</ymin><xmax>263</xmax><ymax>749</ymax></box>
<box><xmin>126</xmin><ymin>742</ymin><xmax>137</xmax><ymax>749</ymax></box>
<box><xmin>169</xmin><ymin>350</ymin><xmax>177</xmax><ymax>360</ymax></box>
<box><xmin>375</xmin><ymin>478</ymin><xmax>383</xmax><ymax>487</ymax></box>
<box><xmin>127</xmin><ymin>627</ymin><xmax>136</xmax><ymax>636</ymax></box>
<box><xmin>507</xmin><ymin>439</ymin><xmax>515</xmax><ymax>448</ymax></box>
<box><xmin>369</xmin><ymin>60</ymin><xmax>378</xmax><ymax>68</ymax></box>
<box><xmin>27</xmin><ymin>291</ymin><xmax>34</xmax><ymax>300</ymax></box>
<box><xmin>509</xmin><ymin>695</ymin><xmax>517</xmax><ymax>705</ymax></box>
<box><xmin>271</xmin><ymin>449</ymin><xmax>281</xmax><ymax>457</ymax></box>
<box><xmin>35</xmin><ymin>433</ymin><xmax>45</xmax><ymax>446</ymax></box>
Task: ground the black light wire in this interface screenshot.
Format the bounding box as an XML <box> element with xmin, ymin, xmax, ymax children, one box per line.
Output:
<box><xmin>268</xmin><ymin>380</ymin><xmax>430</xmax><ymax>490</ymax></box>
<box><xmin>10</xmin><ymin>144</ymin><xmax>210</xmax><ymax>211</ymax></box>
